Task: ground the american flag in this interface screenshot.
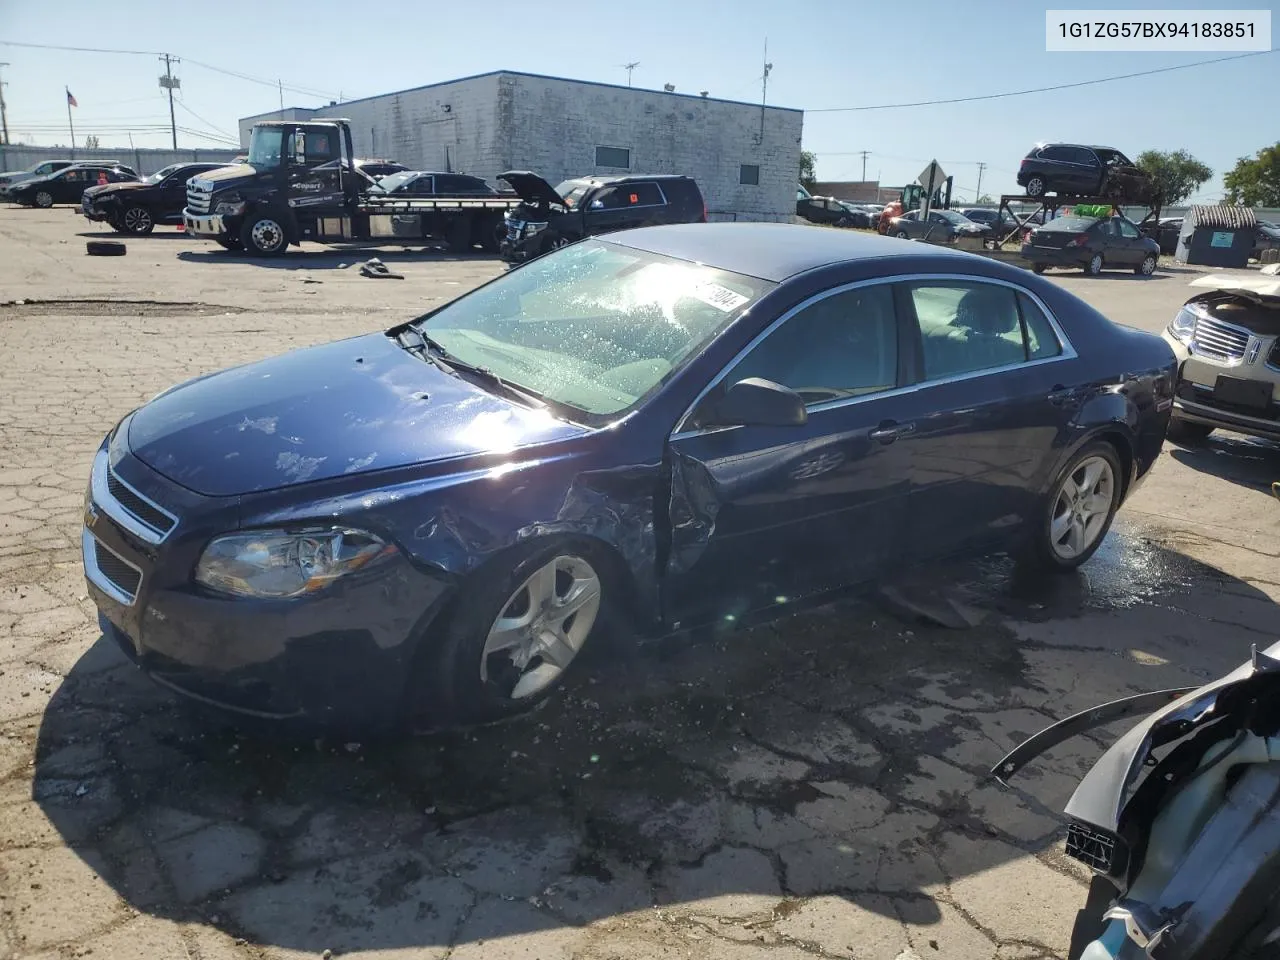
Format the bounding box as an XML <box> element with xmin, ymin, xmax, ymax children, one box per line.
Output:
<box><xmin>66</xmin><ymin>88</ymin><xmax>78</xmax><ymax>108</ymax></box>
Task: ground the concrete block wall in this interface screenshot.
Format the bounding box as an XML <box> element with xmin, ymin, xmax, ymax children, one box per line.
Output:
<box><xmin>239</xmin><ymin>71</ymin><xmax>803</xmax><ymax>221</ymax></box>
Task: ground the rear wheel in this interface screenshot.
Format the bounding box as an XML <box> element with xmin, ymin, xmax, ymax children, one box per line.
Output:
<box><xmin>1025</xmin><ymin>176</ymin><xmax>1046</xmax><ymax>198</ymax></box>
<box><xmin>896</xmin><ymin>230</ymin><xmax>910</xmax><ymax>239</ymax></box>
<box><xmin>1021</xmin><ymin>441</ymin><xmax>1122</xmax><ymax>572</ymax></box>
<box><xmin>1166</xmin><ymin>418</ymin><xmax>1213</xmax><ymax>444</ymax></box>
<box><xmin>1031</xmin><ymin>263</ymin><xmax>1047</xmax><ymax>274</ymax></box>
<box><xmin>1085</xmin><ymin>253</ymin><xmax>1104</xmax><ymax>276</ymax></box>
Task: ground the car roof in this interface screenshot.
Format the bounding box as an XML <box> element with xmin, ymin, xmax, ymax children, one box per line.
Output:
<box><xmin>606</xmin><ymin>222</ymin><xmax>976</xmax><ymax>282</ymax></box>
<box><xmin>569</xmin><ymin>174</ymin><xmax>695</xmax><ymax>186</ymax></box>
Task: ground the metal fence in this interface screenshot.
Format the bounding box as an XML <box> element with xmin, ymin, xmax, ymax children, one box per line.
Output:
<box><xmin>0</xmin><ymin>144</ymin><xmax>242</xmax><ymax>177</ymax></box>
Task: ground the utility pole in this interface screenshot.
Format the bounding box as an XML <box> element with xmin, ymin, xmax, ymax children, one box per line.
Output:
<box><xmin>975</xmin><ymin>162</ymin><xmax>987</xmax><ymax>201</ymax></box>
<box><xmin>758</xmin><ymin>39</ymin><xmax>772</xmax><ymax>142</ymax></box>
<box><xmin>623</xmin><ymin>62</ymin><xmax>639</xmax><ymax>87</ymax></box>
<box><xmin>278</xmin><ymin>79</ymin><xmax>284</xmax><ymax>112</ymax></box>
<box><xmin>859</xmin><ymin>150</ymin><xmax>870</xmax><ymax>182</ymax></box>
<box><xmin>158</xmin><ymin>54</ymin><xmax>181</xmax><ymax>149</ymax></box>
<box><xmin>0</xmin><ymin>64</ymin><xmax>9</xmax><ymax>145</ymax></box>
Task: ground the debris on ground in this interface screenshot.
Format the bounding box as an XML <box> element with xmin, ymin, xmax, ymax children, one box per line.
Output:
<box><xmin>358</xmin><ymin>258</ymin><xmax>404</xmax><ymax>280</ymax></box>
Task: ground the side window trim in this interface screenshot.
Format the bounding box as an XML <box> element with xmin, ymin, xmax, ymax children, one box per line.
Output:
<box><xmin>670</xmin><ymin>274</ymin><xmax>1076</xmax><ymax>439</ymax></box>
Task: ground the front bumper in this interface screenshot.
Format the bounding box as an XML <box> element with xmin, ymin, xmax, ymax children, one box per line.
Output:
<box><xmin>81</xmin><ymin>198</ymin><xmax>109</xmax><ymax>222</ymax></box>
<box><xmin>81</xmin><ymin>433</ymin><xmax>452</xmax><ymax>733</ymax></box>
<box><xmin>183</xmin><ymin>211</ymin><xmax>227</xmax><ymax>239</ymax></box>
<box><xmin>1164</xmin><ymin>338</ymin><xmax>1280</xmax><ymax>440</ymax></box>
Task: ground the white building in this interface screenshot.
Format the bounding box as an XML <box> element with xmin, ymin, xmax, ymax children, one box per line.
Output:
<box><xmin>239</xmin><ymin>70</ymin><xmax>804</xmax><ymax>222</ymax></box>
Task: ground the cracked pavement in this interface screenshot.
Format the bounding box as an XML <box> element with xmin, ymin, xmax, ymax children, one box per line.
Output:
<box><xmin>0</xmin><ymin>208</ymin><xmax>1277</xmax><ymax>959</ymax></box>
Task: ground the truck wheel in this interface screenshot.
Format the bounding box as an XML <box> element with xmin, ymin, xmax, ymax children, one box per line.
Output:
<box><xmin>446</xmin><ymin>219</ymin><xmax>473</xmax><ymax>254</ymax></box>
<box><xmin>240</xmin><ymin>215</ymin><xmax>288</xmax><ymax>256</ymax></box>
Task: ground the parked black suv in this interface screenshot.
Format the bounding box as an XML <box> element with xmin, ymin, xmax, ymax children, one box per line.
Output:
<box><xmin>498</xmin><ymin>172</ymin><xmax>706</xmax><ymax>262</ymax></box>
<box><xmin>82</xmin><ymin>161</ymin><xmax>232</xmax><ymax>234</ymax></box>
<box><xmin>1016</xmin><ymin>144</ymin><xmax>1160</xmax><ymax>204</ymax></box>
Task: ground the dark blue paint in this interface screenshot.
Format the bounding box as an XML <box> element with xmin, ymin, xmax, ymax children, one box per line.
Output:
<box><xmin>83</xmin><ymin>224</ymin><xmax>1176</xmax><ymax>732</ymax></box>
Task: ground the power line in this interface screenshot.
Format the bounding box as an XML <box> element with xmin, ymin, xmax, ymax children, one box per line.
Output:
<box><xmin>174</xmin><ymin>98</ymin><xmax>237</xmax><ymax>141</ymax></box>
<box><xmin>809</xmin><ymin>49</ymin><xmax>1275</xmax><ymax>112</ymax></box>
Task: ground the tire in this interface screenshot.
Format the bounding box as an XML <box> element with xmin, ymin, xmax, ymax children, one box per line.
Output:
<box><xmin>1135</xmin><ymin>253</ymin><xmax>1157</xmax><ymax>276</ymax></box>
<box><xmin>1020</xmin><ymin>441</ymin><xmax>1123</xmax><ymax>572</ymax></box>
<box><xmin>121</xmin><ymin>205</ymin><xmax>155</xmax><ymax>235</ymax></box>
<box><xmin>1085</xmin><ymin>253</ymin><xmax>1104</xmax><ymax>276</ymax></box>
<box><xmin>239</xmin><ymin>213</ymin><xmax>289</xmax><ymax>256</ymax></box>
<box><xmin>412</xmin><ymin>538</ymin><xmax>616</xmax><ymax>728</ymax></box>
<box><xmin>446</xmin><ymin>218</ymin><xmax>473</xmax><ymax>254</ymax></box>
<box><xmin>215</xmin><ymin>236</ymin><xmax>243</xmax><ymax>251</ymax></box>
<box><xmin>1032</xmin><ymin>263</ymin><xmax>1047</xmax><ymax>274</ymax></box>
<box><xmin>86</xmin><ymin>240</ymin><xmax>126</xmax><ymax>257</ymax></box>
<box><xmin>896</xmin><ymin>230</ymin><xmax>910</xmax><ymax>240</ymax></box>
<box><xmin>1025</xmin><ymin>176</ymin><xmax>1046</xmax><ymax>198</ymax></box>
<box><xmin>34</xmin><ymin>191</ymin><xmax>54</xmax><ymax>208</ymax></box>
<box><xmin>1166</xmin><ymin>418</ymin><xmax>1213</xmax><ymax>444</ymax></box>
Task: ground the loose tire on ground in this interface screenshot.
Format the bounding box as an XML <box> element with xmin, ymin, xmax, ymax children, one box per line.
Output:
<box><xmin>86</xmin><ymin>240</ymin><xmax>126</xmax><ymax>257</ymax></box>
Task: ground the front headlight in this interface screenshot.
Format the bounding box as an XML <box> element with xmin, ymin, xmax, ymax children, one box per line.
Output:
<box><xmin>213</xmin><ymin>199</ymin><xmax>246</xmax><ymax>216</ymax></box>
<box><xmin>1167</xmin><ymin>305</ymin><xmax>1199</xmax><ymax>345</ymax></box>
<box><xmin>195</xmin><ymin>528</ymin><xmax>393</xmax><ymax>599</ymax></box>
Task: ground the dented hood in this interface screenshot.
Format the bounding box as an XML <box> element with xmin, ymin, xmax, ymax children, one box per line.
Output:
<box><xmin>126</xmin><ymin>333</ymin><xmax>586</xmax><ymax>497</ymax></box>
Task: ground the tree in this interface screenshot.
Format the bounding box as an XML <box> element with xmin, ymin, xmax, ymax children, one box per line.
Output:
<box><xmin>1224</xmin><ymin>142</ymin><xmax>1280</xmax><ymax>207</ymax></box>
<box><xmin>799</xmin><ymin>150</ymin><xmax>817</xmax><ymax>191</ymax></box>
<box><xmin>83</xmin><ymin>135</ymin><xmax>100</xmax><ymax>149</ymax></box>
<box><xmin>1135</xmin><ymin>149</ymin><xmax>1212</xmax><ymax>205</ymax></box>
<box><xmin>974</xmin><ymin>193</ymin><xmax>994</xmax><ymax>205</ymax></box>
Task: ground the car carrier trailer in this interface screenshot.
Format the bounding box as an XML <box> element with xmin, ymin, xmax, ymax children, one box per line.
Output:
<box><xmin>183</xmin><ymin>118</ymin><xmax>521</xmax><ymax>256</ymax></box>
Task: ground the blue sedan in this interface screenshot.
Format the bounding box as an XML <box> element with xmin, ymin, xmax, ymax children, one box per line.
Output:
<box><xmin>82</xmin><ymin>224</ymin><xmax>1176</xmax><ymax>732</ymax></box>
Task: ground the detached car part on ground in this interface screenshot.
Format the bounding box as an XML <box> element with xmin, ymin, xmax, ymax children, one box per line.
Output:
<box><xmin>995</xmin><ymin>634</ymin><xmax>1280</xmax><ymax>960</ymax></box>
<box><xmin>498</xmin><ymin>171</ymin><xmax>706</xmax><ymax>263</ymax></box>
<box><xmin>82</xmin><ymin>224</ymin><xmax>1174</xmax><ymax>734</ymax></box>
<box><xmin>1160</xmin><ymin>267</ymin><xmax>1280</xmax><ymax>444</ymax></box>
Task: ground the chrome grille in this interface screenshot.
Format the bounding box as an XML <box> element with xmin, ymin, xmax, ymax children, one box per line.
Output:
<box><xmin>1190</xmin><ymin>315</ymin><xmax>1250</xmax><ymax>364</ymax></box>
<box><xmin>186</xmin><ymin>178</ymin><xmax>213</xmax><ymax>215</ymax></box>
<box><xmin>106</xmin><ymin>471</ymin><xmax>175</xmax><ymax>537</ymax></box>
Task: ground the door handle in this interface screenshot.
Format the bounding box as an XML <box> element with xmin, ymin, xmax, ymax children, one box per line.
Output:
<box><xmin>870</xmin><ymin>420</ymin><xmax>915</xmax><ymax>443</ymax></box>
<box><xmin>1047</xmin><ymin>385</ymin><xmax>1077</xmax><ymax>406</ymax></box>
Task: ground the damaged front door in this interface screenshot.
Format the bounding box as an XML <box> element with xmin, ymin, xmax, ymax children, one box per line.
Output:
<box><xmin>663</xmin><ymin>281</ymin><xmax>913</xmax><ymax>625</ymax></box>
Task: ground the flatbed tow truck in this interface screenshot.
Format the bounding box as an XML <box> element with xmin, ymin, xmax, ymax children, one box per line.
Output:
<box><xmin>183</xmin><ymin>118</ymin><xmax>521</xmax><ymax>256</ymax></box>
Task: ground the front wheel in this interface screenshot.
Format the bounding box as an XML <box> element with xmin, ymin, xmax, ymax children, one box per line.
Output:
<box><xmin>1135</xmin><ymin>253</ymin><xmax>1157</xmax><ymax>276</ymax></box>
<box><xmin>121</xmin><ymin>205</ymin><xmax>155</xmax><ymax>235</ymax></box>
<box><xmin>896</xmin><ymin>230</ymin><xmax>910</xmax><ymax>240</ymax></box>
<box><xmin>1020</xmin><ymin>441</ymin><xmax>1123</xmax><ymax>572</ymax></box>
<box><xmin>34</xmin><ymin>191</ymin><xmax>54</xmax><ymax>208</ymax></box>
<box><xmin>412</xmin><ymin>539</ymin><xmax>613</xmax><ymax>728</ymax></box>
<box><xmin>239</xmin><ymin>214</ymin><xmax>289</xmax><ymax>256</ymax></box>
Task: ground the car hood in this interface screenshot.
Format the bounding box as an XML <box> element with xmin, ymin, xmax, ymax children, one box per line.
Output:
<box><xmin>498</xmin><ymin>171</ymin><xmax>564</xmax><ymax>206</ymax></box>
<box><xmin>192</xmin><ymin>163</ymin><xmax>256</xmax><ymax>184</ymax></box>
<box><xmin>127</xmin><ymin>332</ymin><xmax>588</xmax><ymax>497</ymax></box>
<box><xmin>84</xmin><ymin>181</ymin><xmax>151</xmax><ymax>200</ymax></box>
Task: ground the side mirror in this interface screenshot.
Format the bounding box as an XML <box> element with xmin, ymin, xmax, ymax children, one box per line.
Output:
<box><xmin>710</xmin><ymin>378</ymin><xmax>807</xmax><ymax>427</ymax></box>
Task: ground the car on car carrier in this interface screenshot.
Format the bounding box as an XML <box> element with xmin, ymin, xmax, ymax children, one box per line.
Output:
<box><xmin>183</xmin><ymin>119</ymin><xmax>521</xmax><ymax>255</ymax></box>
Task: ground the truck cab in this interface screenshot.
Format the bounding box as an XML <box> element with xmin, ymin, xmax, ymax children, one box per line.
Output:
<box><xmin>185</xmin><ymin>119</ymin><xmax>364</xmax><ymax>254</ymax></box>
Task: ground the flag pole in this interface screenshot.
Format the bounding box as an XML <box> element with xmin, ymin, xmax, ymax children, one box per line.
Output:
<box><xmin>66</xmin><ymin>88</ymin><xmax>75</xmax><ymax>154</ymax></box>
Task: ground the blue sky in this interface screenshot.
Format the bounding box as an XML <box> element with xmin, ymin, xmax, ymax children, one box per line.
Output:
<box><xmin>1</xmin><ymin>0</ymin><xmax>1276</xmax><ymax>200</ymax></box>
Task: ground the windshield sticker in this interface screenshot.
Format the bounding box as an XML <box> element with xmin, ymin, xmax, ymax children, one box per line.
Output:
<box><xmin>691</xmin><ymin>282</ymin><xmax>750</xmax><ymax>313</ymax></box>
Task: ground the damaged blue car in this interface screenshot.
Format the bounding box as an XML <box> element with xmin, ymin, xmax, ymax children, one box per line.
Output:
<box><xmin>82</xmin><ymin>223</ymin><xmax>1176</xmax><ymax>732</ymax></box>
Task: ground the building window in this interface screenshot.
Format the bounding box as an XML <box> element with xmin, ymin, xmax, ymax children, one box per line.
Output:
<box><xmin>740</xmin><ymin>164</ymin><xmax>760</xmax><ymax>185</ymax></box>
<box><xmin>595</xmin><ymin>146</ymin><xmax>631</xmax><ymax>168</ymax></box>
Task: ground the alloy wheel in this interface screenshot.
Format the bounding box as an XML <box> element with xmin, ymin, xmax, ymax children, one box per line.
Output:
<box><xmin>1049</xmin><ymin>456</ymin><xmax>1115</xmax><ymax>561</ymax></box>
<box><xmin>1026</xmin><ymin>177</ymin><xmax>1045</xmax><ymax>197</ymax></box>
<box><xmin>480</xmin><ymin>554</ymin><xmax>601</xmax><ymax>700</ymax></box>
<box><xmin>1087</xmin><ymin>254</ymin><xmax>1104</xmax><ymax>275</ymax></box>
<box><xmin>34</xmin><ymin>191</ymin><xmax>53</xmax><ymax>208</ymax></box>
<box><xmin>1139</xmin><ymin>254</ymin><xmax>1156</xmax><ymax>275</ymax></box>
<box><xmin>123</xmin><ymin>207</ymin><xmax>153</xmax><ymax>233</ymax></box>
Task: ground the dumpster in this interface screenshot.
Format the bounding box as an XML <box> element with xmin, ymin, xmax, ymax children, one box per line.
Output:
<box><xmin>1176</xmin><ymin>205</ymin><xmax>1257</xmax><ymax>267</ymax></box>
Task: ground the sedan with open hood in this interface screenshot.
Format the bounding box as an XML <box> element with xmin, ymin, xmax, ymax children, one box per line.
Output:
<box><xmin>82</xmin><ymin>224</ymin><xmax>1174</xmax><ymax>734</ymax></box>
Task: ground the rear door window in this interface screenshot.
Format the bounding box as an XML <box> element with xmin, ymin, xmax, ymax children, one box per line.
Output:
<box><xmin>591</xmin><ymin>182</ymin><xmax>665</xmax><ymax>210</ymax></box>
<box><xmin>908</xmin><ymin>282</ymin><xmax>1031</xmax><ymax>380</ymax></box>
